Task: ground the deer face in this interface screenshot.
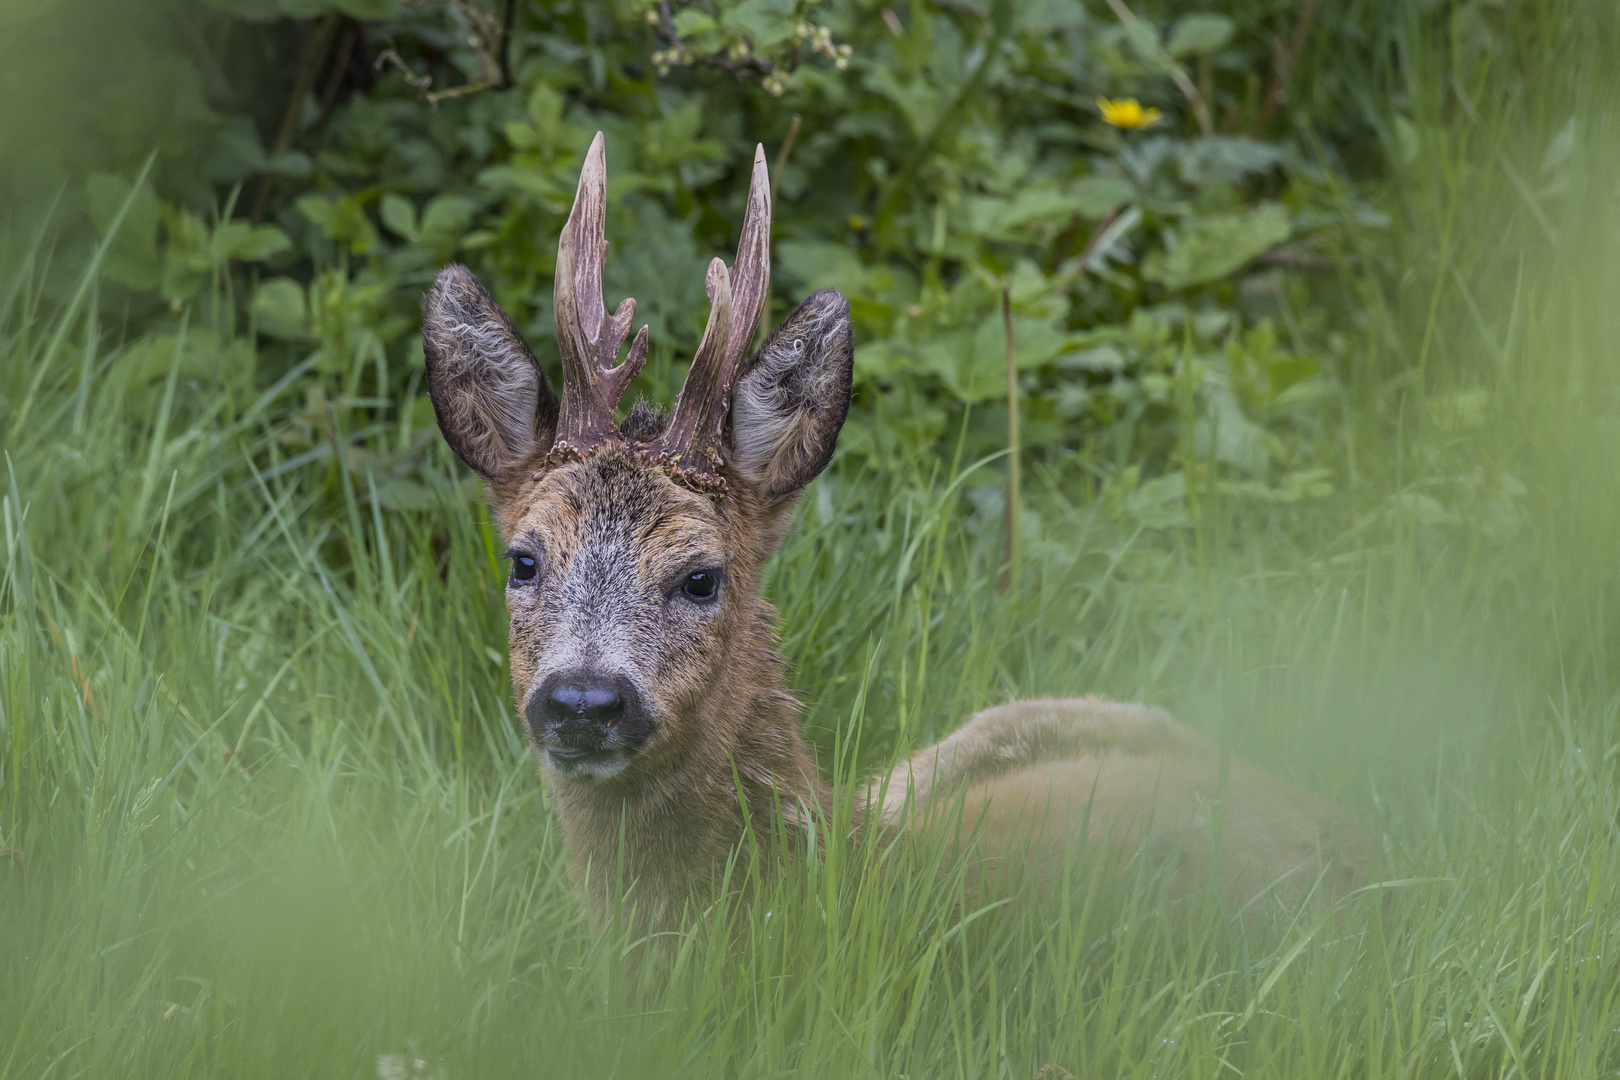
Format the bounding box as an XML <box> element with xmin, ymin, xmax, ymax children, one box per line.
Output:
<box><xmin>422</xmin><ymin>134</ymin><xmax>852</xmax><ymax>784</ymax></box>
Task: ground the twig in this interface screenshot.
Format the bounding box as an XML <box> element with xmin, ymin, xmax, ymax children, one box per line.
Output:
<box><xmin>1000</xmin><ymin>285</ymin><xmax>1021</xmax><ymax>594</ymax></box>
<box><xmin>375</xmin><ymin>1</ymin><xmax>513</xmax><ymax>107</ymax></box>
<box><xmin>250</xmin><ymin>12</ymin><xmax>340</xmax><ymax>225</ymax></box>
<box><xmin>1054</xmin><ymin>205</ymin><xmax>1141</xmax><ymax>292</ymax></box>
<box><xmin>1062</xmin><ymin>207</ymin><xmax>1120</xmax><ymax>275</ymax></box>
<box><xmin>425</xmin><ymin>79</ymin><xmax>501</xmax><ymax>105</ymax></box>
<box><xmin>316</xmin><ymin>21</ymin><xmax>358</xmax><ymax>125</ymax></box>
<box><xmin>760</xmin><ymin>114</ymin><xmax>801</xmax><ymax>338</ymax></box>
<box><xmin>769</xmin><ymin>114</ymin><xmax>800</xmax><ymax>211</ymax></box>
<box><xmin>1100</xmin><ymin>0</ymin><xmax>1213</xmax><ymax>137</ymax></box>
<box><xmin>498</xmin><ymin>0</ymin><xmax>516</xmax><ymax>88</ymax></box>
<box><xmin>1257</xmin><ymin>0</ymin><xmax>1321</xmax><ymax>133</ymax></box>
<box><xmin>375</xmin><ymin>48</ymin><xmax>432</xmax><ymax>93</ymax></box>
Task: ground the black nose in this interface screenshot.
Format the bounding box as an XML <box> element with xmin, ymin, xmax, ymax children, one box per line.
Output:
<box><xmin>527</xmin><ymin>671</ymin><xmax>649</xmax><ymax>751</ymax></box>
<box><xmin>545</xmin><ymin>680</ymin><xmax>624</xmax><ymax>726</ymax></box>
<box><xmin>529</xmin><ymin>671</ymin><xmax>643</xmax><ymax>737</ymax></box>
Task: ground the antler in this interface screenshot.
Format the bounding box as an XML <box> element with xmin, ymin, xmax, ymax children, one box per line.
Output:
<box><xmin>549</xmin><ymin>132</ymin><xmax>649</xmax><ymax>464</ymax></box>
<box><xmin>644</xmin><ymin>144</ymin><xmax>772</xmax><ymax>495</ymax></box>
<box><xmin>542</xmin><ymin>135</ymin><xmax>771</xmax><ymax>496</ymax></box>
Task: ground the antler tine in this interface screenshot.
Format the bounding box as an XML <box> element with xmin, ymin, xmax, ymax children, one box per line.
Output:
<box><xmin>649</xmin><ymin>144</ymin><xmax>771</xmax><ymax>494</ymax></box>
<box><xmin>550</xmin><ymin>132</ymin><xmax>648</xmax><ymax>464</ymax></box>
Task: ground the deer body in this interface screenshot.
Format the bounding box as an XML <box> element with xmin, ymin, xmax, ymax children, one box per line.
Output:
<box><xmin>423</xmin><ymin>135</ymin><xmax>1377</xmax><ymax>932</ymax></box>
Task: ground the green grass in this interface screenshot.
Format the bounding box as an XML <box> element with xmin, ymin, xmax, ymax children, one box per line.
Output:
<box><xmin>4</xmin><ymin>6</ymin><xmax>1620</xmax><ymax>1077</ymax></box>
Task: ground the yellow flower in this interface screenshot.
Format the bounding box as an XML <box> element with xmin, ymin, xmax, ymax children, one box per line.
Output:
<box><xmin>1096</xmin><ymin>97</ymin><xmax>1162</xmax><ymax>130</ymax></box>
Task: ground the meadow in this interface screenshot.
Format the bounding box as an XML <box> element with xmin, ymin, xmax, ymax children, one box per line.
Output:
<box><xmin>3</xmin><ymin>0</ymin><xmax>1619</xmax><ymax>1076</ymax></box>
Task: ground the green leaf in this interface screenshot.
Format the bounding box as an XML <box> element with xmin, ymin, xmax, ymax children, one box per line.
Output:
<box><xmin>264</xmin><ymin>150</ymin><xmax>313</xmax><ymax>177</ymax></box>
<box><xmin>298</xmin><ymin>193</ymin><xmax>378</xmax><ymax>255</ymax></box>
<box><xmin>380</xmin><ymin>194</ymin><xmax>419</xmax><ymax>242</ymax></box>
<box><xmin>1073</xmin><ymin>176</ymin><xmax>1134</xmax><ymax>219</ymax></box>
<box><xmin>724</xmin><ymin>0</ymin><xmax>798</xmax><ymax>49</ymax></box>
<box><xmin>995</xmin><ymin>188</ymin><xmax>1079</xmax><ymax>231</ymax></box>
<box><xmin>776</xmin><ymin>240</ymin><xmax>867</xmax><ymax>295</ymax></box>
<box><xmin>222</xmin><ymin>224</ymin><xmax>291</xmax><ymax>262</ymax></box>
<box><xmin>854</xmin><ymin>341</ymin><xmax>909</xmax><ymax>380</ymax></box>
<box><xmin>419</xmin><ymin>195</ymin><xmax>477</xmax><ymax>244</ymax></box>
<box><xmin>251</xmin><ymin>277</ymin><xmax>310</xmax><ymax>340</ymax></box>
<box><xmin>1197</xmin><ymin>385</ymin><xmax>1271</xmax><ymax>473</ymax></box>
<box><xmin>1142</xmin><ymin>203</ymin><xmax>1290</xmax><ymax>290</ymax></box>
<box><xmin>1167</xmin><ymin>14</ymin><xmax>1234</xmax><ymax>57</ymax></box>
<box><xmin>1122</xmin><ymin>19</ymin><xmax>1161</xmax><ymax>60</ymax></box>
<box><xmin>919</xmin><ymin>315</ymin><xmax>1069</xmax><ymax>402</ymax></box>
<box><xmin>1056</xmin><ymin>344</ymin><xmax>1126</xmax><ymax>372</ymax></box>
<box><xmin>671</xmin><ymin>9</ymin><xmax>717</xmax><ymax>38</ymax></box>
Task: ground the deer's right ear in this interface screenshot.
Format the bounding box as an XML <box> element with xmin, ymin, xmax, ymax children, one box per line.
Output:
<box><xmin>423</xmin><ymin>264</ymin><xmax>559</xmax><ymax>480</ymax></box>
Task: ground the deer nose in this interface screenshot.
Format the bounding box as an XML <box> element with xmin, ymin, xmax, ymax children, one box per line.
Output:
<box><xmin>537</xmin><ymin>674</ymin><xmax>628</xmax><ymax>729</ymax></box>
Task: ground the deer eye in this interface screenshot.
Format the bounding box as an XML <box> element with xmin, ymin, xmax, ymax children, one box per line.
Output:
<box><xmin>680</xmin><ymin>569</ymin><xmax>721</xmax><ymax>603</ymax></box>
<box><xmin>508</xmin><ymin>553</ymin><xmax>538</xmax><ymax>585</ymax></box>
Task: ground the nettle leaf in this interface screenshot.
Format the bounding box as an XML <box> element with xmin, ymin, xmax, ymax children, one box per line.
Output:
<box><xmin>1167</xmin><ymin>14</ymin><xmax>1234</xmax><ymax>57</ymax></box>
<box><xmin>1143</xmin><ymin>203</ymin><xmax>1290</xmax><ymax>290</ymax></box>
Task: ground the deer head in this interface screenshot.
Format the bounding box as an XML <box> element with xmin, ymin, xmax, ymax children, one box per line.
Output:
<box><xmin>423</xmin><ymin>133</ymin><xmax>852</xmax><ymax>795</ymax></box>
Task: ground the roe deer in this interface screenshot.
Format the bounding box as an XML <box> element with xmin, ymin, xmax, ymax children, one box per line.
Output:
<box><xmin>422</xmin><ymin>134</ymin><xmax>1380</xmax><ymax>931</ymax></box>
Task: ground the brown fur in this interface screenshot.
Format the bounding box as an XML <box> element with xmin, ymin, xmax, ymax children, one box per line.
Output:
<box><xmin>425</xmin><ymin>268</ymin><xmax>1380</xmax><ymax>936</ymax></box>
<box><xmin>489</xmin><ymin>442</ymin><xmax>823</xmax><ymax>928</ymax></box>
<box><xmin>881</xmin><ymin>698</ymin><xmax>1381</xmax><ymax>909</ymax></box>
<box><xmin>476</xmin><ymin>447</ymin><xmax>1379</xmax><ymax>929</ymax></box>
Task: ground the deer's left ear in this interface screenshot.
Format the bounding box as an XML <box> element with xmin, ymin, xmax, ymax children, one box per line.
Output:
<box><xmin>726</xmin><ymin>288</ymin><xmax>853</xmax><ymax>504</ymax></box>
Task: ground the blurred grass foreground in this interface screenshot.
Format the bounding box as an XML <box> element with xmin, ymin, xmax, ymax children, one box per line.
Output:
<box><xmin>2</xmin><ymin>0</ymin><xmax>1619</xmax><ymax>1076</ymax></box>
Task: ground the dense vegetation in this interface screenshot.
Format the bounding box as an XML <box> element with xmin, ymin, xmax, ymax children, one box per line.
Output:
<box><xmin>3</xmin><ymin>0</ymin><xmax>1618</xmax><ymax>1076</ymax></box>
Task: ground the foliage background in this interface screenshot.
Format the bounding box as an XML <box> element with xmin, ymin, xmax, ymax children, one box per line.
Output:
<box><xmin>3</xmin><ymin>0</ymin><xmax>1619</xmax><ymax>1076</ymax></box>
<box><xmin>4</xmin><ymin>0</ymin><xmax>1425</xmax><ymax>511</ymax></box>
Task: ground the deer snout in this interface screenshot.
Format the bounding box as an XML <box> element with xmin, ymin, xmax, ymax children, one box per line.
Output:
<box><xmin>527</xmin><ymin>670</ymin><xmax>648</xmax><ymax>751</ymax></box>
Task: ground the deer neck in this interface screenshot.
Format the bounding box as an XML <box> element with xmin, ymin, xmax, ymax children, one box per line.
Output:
<box><xmin>546</xmin><ymin>596</ymin><xmax>824</xmax><ymax>922</ymax></box>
